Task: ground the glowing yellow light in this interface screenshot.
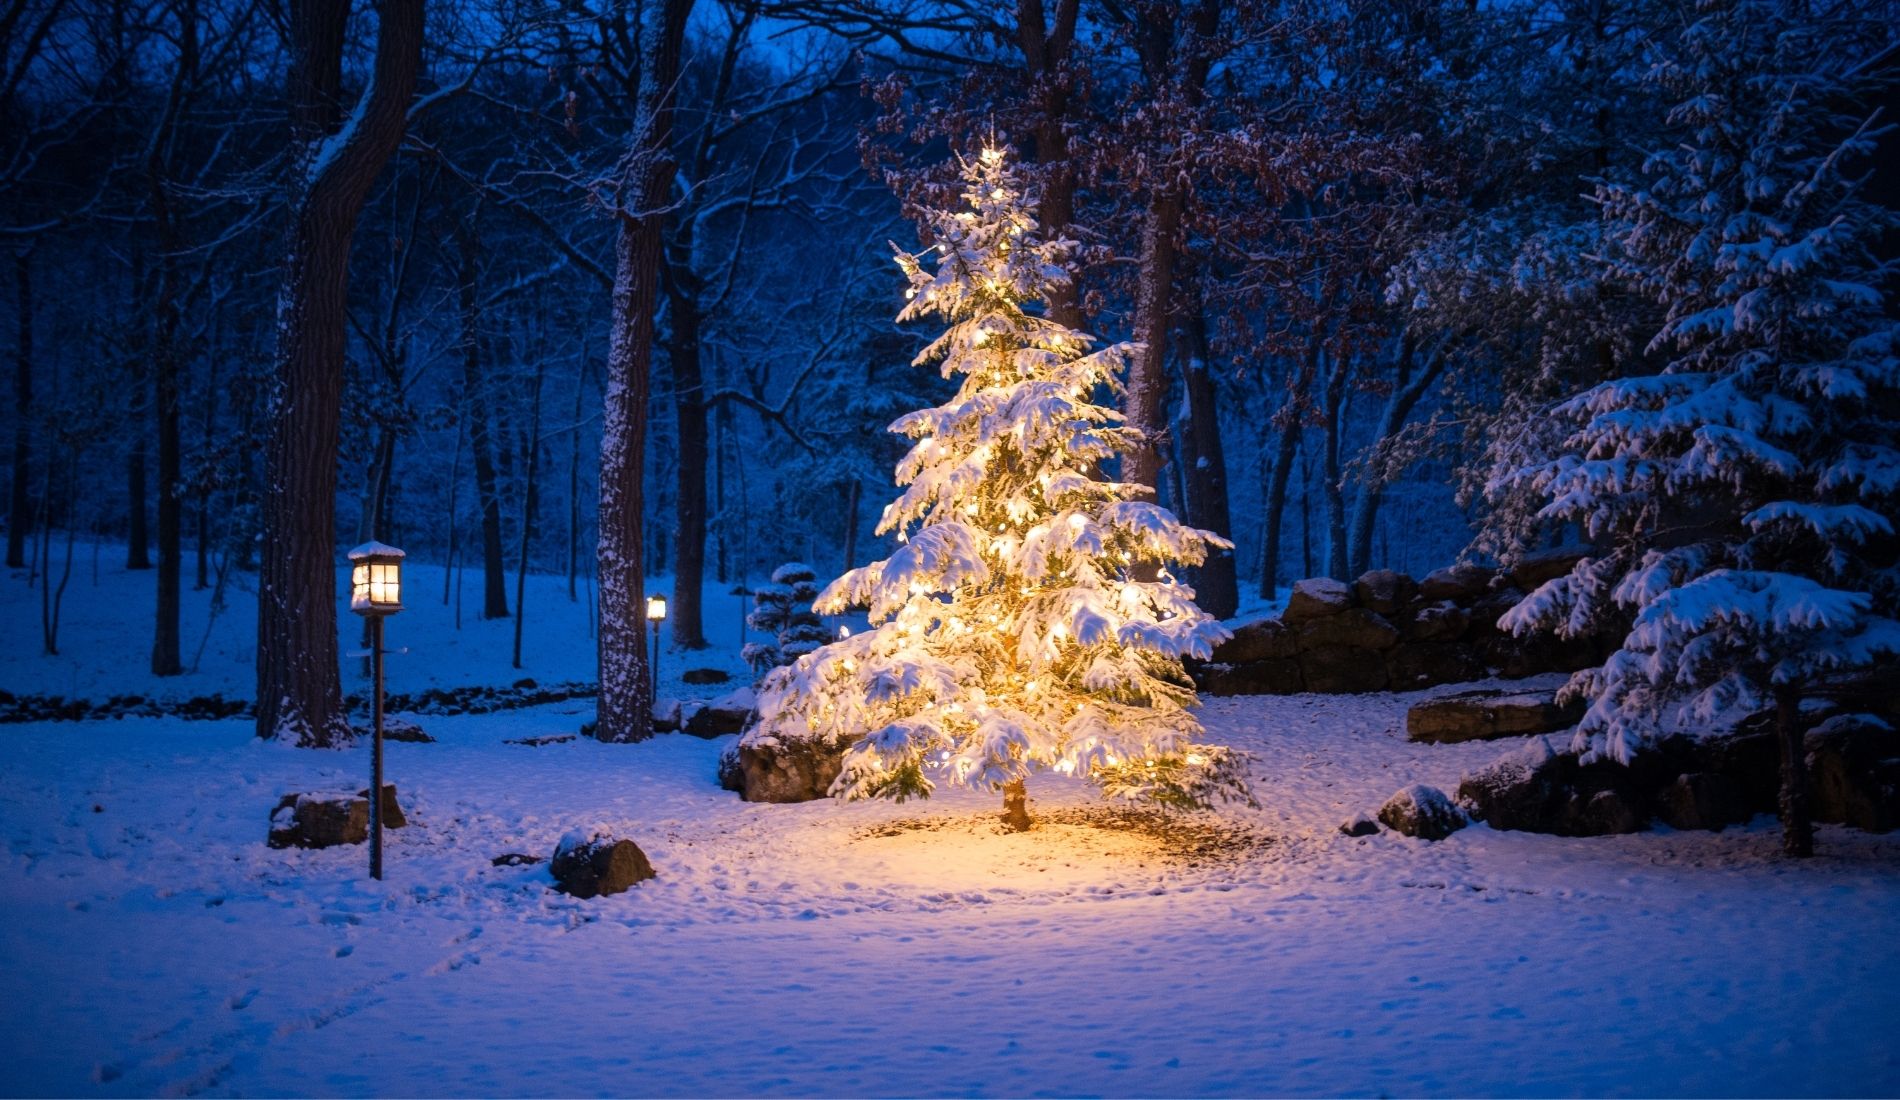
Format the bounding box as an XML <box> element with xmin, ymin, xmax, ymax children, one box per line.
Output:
<box><xmin>980</xmin><ymin>146</ymin><xmax>1003</xmax><ymax>165</ymax></box>
<box><xmin>963</xmin><ymin>502</ymin><xmax>979</xmax><ymax>516</ymax></box>
<box><xmin>972</xmin><ymin>329</ymin><xmax>988</xmax><ymax>346</ymax></box>
<box><xmin>991</xmin><ymin>188</ymin><xmax>1006</xmax><ymax>200</ymax></box>
<box><xmin>1067</xmin><ymin>514</ymin><xmax>1086</xmax><ymax>530</ymax></box>
<box><xmin>1186</xmin><ymin>753</ymin><xmax>1207</xmax><ymax>766</ymax></box>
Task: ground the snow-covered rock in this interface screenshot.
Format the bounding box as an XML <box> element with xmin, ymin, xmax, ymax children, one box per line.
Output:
<box><xmin>1406</xmin><ymin>687</ymin><xmax>1585</xmax><ymax>744</ymax></box>
<box><xmin>550</xmin><ymin>831</ymin><xmax>655</xmax><ymax>898</ymax></box>
<box><xmin>1282</xmin><ymin>578</ymin><xmax>1354</xmax><ymax>623</ymax></box>
<box><xmin>267</xmin><ymin>791</ymin><xmax>369</xmax><ymax>849</ymax></box>
<box><xmin>1376</xmin><ymin>784</ymin><xmax>1466</xmax><ymax>840</ymax></box>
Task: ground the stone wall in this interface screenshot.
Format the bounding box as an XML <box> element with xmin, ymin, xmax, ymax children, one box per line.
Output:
<box><xmin>1191</xmin><ymin>553</ymin><xmax>1620</xmax><ymax>696</ymax></box>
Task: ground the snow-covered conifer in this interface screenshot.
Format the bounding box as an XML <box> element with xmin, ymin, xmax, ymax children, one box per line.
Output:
<box><xmin>742</xmin><ymin>146</ymin><xmax>1250</xmax><ymax>827</ymax></box>
<box><xmin>742</xmin><ymin>563</ymin><xmax>828</xmax><ymax>676</ymax></box>
<box><xmin>1493</xmin><ymin>0</ymin><xmax>1899</xmax><ymax>855</ymax></box>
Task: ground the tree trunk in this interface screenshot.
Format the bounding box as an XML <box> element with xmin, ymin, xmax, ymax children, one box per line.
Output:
<box><xmin>1125</xmin><ymin>187</ymin><xmax>1181</xmax><ymax>497</ymax></box>
<box><xmin>1016</xmin><ymin>0</ymin><xmax>1082</xmax><ymax>329</ymax></box>
<box><xmin>1179</xmin><ymin>311</ymin><xmax>1236</xmax><ymax>617</ymax></box>
<box><xmin>126</xmin><ymin>443</ymin><xmax>150</xmax><ymax>570</ymax></box>
<box><xmin>150</xmin><ymin>232</ymin><xmax>183</xmax><ymax>675</ymax></box>
<box><xmin>513</xmin><ymin>361</ymin><xmax>544</xmax><ymax>670</ymax></box>
<box><xmin>454</xmin><ymin>219</ymin><xmax>509</xmax><ymax>620</ymax></box>
<box><xmin>664</xmin><ymin>255</ymin><xmax>709</xmax><ymax>650</ymax></box>
<box><xmin>1346</xmin><ymin>332</ymin><xmax>1448</xmax><ymax>578</ymax></box>
<box><xmin>255</xmin><ymin>0</ymin><xmax>424</xmax><ymax>747</ymax></box>
<box><xmin>1001</xmin><ymin>778</ymin><xmax>1031</xmax><ymax>832</ymax></box>
<box><xmin>8</xmin><ymin>248</ymin><xmax>31</xmax><ymax>569</ymax></box>
<box><xmin>595</xmin><ymin>0</ymin><xmax>692</xmax><ymax>744</ymax></box>
<box><xmin>1319</xmin><ymin>348</ymin><xmax>1349</xmax><ymax>581</ymax></box>
<box><xmin>841</xmin><ymin>476</ymin><xmax>860</xmax><ymax>574</ymax></box>
<box><xmin>1259</xmin><ymin>423</ymin><xmax>1299</xmax><ymax>600</ymax></box>
<box><xmin>1776</xmin><ymin>686</ymin><xmax>1814</xmax><ymax>857</ymax></box>
<box><xmin>567</xmin><ymin>354</ymin><xmax>585</xmax><ymax>601</ymax></box>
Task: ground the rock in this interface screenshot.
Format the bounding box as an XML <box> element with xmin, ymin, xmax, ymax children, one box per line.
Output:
<box><xmin>1192</xmin><ymin>658</ymin><xmax>1304</xmax><ymax>696</ymax></box>
<box><xmin>1297</xmin><ymin>645</ymin><xmax>1388</xmax><ymax>693</ymax></box>
<box><xmin>1580</xmin><ymin>788</ymin><xmax>1644</xmax><ymax>834</ymax></box>
<box><xmin>1213</xmin><ymin>619</ymin><xmax>1299</xmax><ymax>663</ymax></box>
<box><xmin>268</xmin><ymin>792</ymin><xmax>368</xmax><ymax>849</ymax></box>
<box><xmin>492</xmin><ymin>852</ymin><xmax>544</xmax><ymax>867</ymax></box>
<box><xmin>381</xmin><ymin>717</ymin><xmax>433</xmax><ymax>743</ymax></box>
<box><xmin>1377</xmin><ymin>784</ymin><xmax>1466</xmax><ymax>840</ymax></box>
<box><xmin>652</xmin><ymin>699</ymin><xmax>682</xmax><ymax>732</ymax></box>
<box><xmin>1407</xmin><ymin>687</ymin><xmax>1586</xmax><ymax>744</ymax></box>
<box><xmin>505</xmin><ymin>733</ymin><xmax>577</xmax><ymax>747</ymax></box>
<box><xmin>1806</xmin><ymin>715</ymin><xmax>1900</xmax><ymax>833</ymax></box>
<box><xmin>1456</xmin><ymin>738</ymin><xmax>1564</xmax><ymax>833</ymax></box>
<box><xmin>1352</xmin><ymin>569</ymin><xmax>1416</xmax><ymax>615</ymax></box>
<box><xmin>1339</xmin><ymin>812</ymin><xmax>1381</xmax><ymax>837</ymax></box>
<box><xmin>1510</xmin><ymin>549</ymin><xmax>1587</xmax><ymax>591</ymax></box>
<box><xmin>1659</xmin><ymin>773</ymin><xmax>1751</xmax><ymax>832</ymax></box>
<box><xmin>1696</xmin><ymin>729</ymin><xmax>1780</xmax><ymax>812</ymax></box>
<box><xmin>512</xmin><ymin>677</ymin><xmax>537</xmax><ymax>690</ymax></box>
<box><xmin>357</xmin><ymin>784</ymin><xmax>408</xmax><ymax>829</ymax></box>
<box><xmin>682</xmin><ymin>668</ymin><xmax>730</xmax><ymax>685</ymax></box>
<box><xmin>1418</xmin><ymin>563</ymin><xmax>1493</xmax><ymax>602</ymax></box>
<box><xmin>733</xmin><ymin>736</ymin><xmax>847</xmax><ymax>803</ymax></box>
<box><xmin>550</xmin><ymin>831</ymin><xmax>656</xmax><ymax>898</ymax></box>
<box><xmin>1463</xmin><ymin>587</ymin><xmax>1525</xmax><ymax>642</ymax></box>
<box><xmin>1293</xmin><ymin>608</ymin><xmax>1401</xmax><ymax>652</ymax></box>
<box><xmin>1385</xmin><ymin>643</ymin><xmax>1482</xmax><ymax>690</ymax></box>
<box><xmin>684</xmin><ymin>687</ymin><xmax>756</xmax><ymax>738</ymax></box>
<box><xmin>1477</xmin><ymin>631</ymin><xmax>1599</xmax><ymax>678</ymax></box>
<box><xmin>1282</xmin><ymin>577</ymin><xmax>1354</xmax><ymax>623</ymax></box>
<box><xmin>717</xmin><ymin>744</ymin><xmax>744</xmax><ymax>792</ymax></box>
<box><xmin>1404</xmin><ymin>600</ymin><xmax>1470</xmax><ymax>642</ymax></box>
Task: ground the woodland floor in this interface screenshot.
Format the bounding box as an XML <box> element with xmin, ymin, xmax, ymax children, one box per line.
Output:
<box><xmin>2</xmin><ymin>557</ymin><xmax>1898</xmax><ymax>1096</ymax></box>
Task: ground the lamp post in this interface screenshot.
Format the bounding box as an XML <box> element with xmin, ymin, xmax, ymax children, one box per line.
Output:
<box><xmin>646</xmin><ymin>594</ymin><xmax>667</xmax><ymax>712</ymax></box>
<box><xmin>348</xmin><ymin>541</ymin><xmax>404</xmax><ymax>881</ymax></box>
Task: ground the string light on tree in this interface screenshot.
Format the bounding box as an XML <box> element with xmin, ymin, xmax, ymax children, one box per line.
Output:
<box><xmin>744</xmin><ymin>145</ymin><xmax>1252</xmax><ymax>830</ymax></box>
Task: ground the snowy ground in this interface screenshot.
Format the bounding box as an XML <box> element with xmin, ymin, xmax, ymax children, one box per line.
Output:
<box><xmin>4</xmin><ymin>557</ymin><xmax>1899</xmax><ymax>1096</ymax></box>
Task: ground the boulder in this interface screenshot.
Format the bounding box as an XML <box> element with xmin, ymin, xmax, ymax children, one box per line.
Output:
<box><xmin>492</xmin><ymin>852</ymin><xmax>544</xmax><ymax>867</ymax></box>
<box><xmin>1352</xmin><ymin>569</ymin><xmax>1417</xmax><ymax>615</ymax></box>
<box><xmin>732</xmin><ymin>736</ymin><xmax>847</xmax><ymax>803</ymax></box>
<box><xmin>1463</xmin><ymin>587</ymin><xmax>1525</xmax><ymax>642</ymax></box>
<box><xmin>1658</xmin><ymin>772</ymin><xmax>1751</xmax><ymax>832</ymax></box>
<box><xmin>1214</xmin><ymin>618</ymin><xmax>1299</xmax><ymax>663</ymax></box>
<box><xmin>1418</xmin><ymin>563</ymin><xmax>1493</xmax><ymax>602</ymax></box>
<box><xmin>1339</xmin><ymin>813</ymin><xmax>1381</xmax><ymax>837</ymax></box>
<box><xmin>684</xmin><ymin>687</ymin><xmax>756</xmax><ymax>738</ymax></box>
<box><xmin>381</xmin><ymin>717</ymin><xmax>433</xmax><ymax>743</ymax></box>
<box><xmin>717</xmin><ymin>744</ymin><xmax>744</xmax><ymax>792</ymax></box>
<box><xmin>1407</xmin><ymin>687</ymin><xmax>1585</xmax><ymax>744</ymax></box>
<box><xmin>1579</xmin><ymin>788</ymin><xmax>1644</xmax><ymax>834</ymax></box>
<box><xmin>1293</xmin><ymin>608</ymin><xmax>1401</xmax><ymax>652</ymax></box>
<box><xmin>1404</xmin><ymin>600</ymin><xmax>1470</xmax><ymax>642</ymax></box>
<box><xmin>357</xmin><ymin>783</ymin><xmax>408</xmax><ymax>829</ymax></box>
<box><xmin>1192</xmin><ymin>658</ymin><xmax>1303</xmax><ymax>696</ymax></box>
<box><xmin>1298</xmin><ymin>645</ymin><xmax>1388</xmax><ymax>693</ymax></box>
<box><xmin>268</xmin><ymin>792</ymin><xmax>368</xmax><ymax>849</ymax></box>
<box><xmin>550</xmin><ymin>831</ymin><xmax>656</xmax><ymax>898</ymax></box>
<box><xmin>1478</xmin><ymin>631</ymin><xmax>1599</xmax><ymax>678</ymax></box>
<box><xmin>652</xmin><ymin>698</ymin><xmax>682</xmax><ymax>732</ymax></box>
<box><xmin>1377</xmin><ymin>784</ymin><xmax>1466</xmax><ymax>840</ymax></box>
<box><xmin>505</xmin><ymin>733</ymin><xmax>577</xmax><ymax>747</ymax></box>
<box><xmin>1806</xmin><ymin>715</ymin><xmax>1899</xmax><ymax>833</ymax></box>
<box><xmin>1510</xmin><ymin>549</ymin><xmax>1587</xmax><ymax>592</ymax></box>
<box><xmin>682</xmin><ymin>668</ymin><xmax>730</xmax><ymax>685</ymax></box>
<box><xmin>1385</xmin><ymin>643</ymin><xmax>1482</xmax><ymax>690</ymax></box>
<box><xmin>1282</xmin><ymin>577</ymin><xmax>1354</xmax><ymax>624</ymax></box>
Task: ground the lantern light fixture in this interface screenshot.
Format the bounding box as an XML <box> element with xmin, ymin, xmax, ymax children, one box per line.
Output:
<box><xmin>348</xmin><ymin>541</ymin><xmax>406</xmax><ymax>617</ymax></box>
<box><xmin>647</xmin><ymin>594</ymin><xmax>667</xmax><ymax>621</ymax></box>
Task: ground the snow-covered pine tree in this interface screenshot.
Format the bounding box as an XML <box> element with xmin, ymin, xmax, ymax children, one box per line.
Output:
<box><xmin>744</xmin><ymin>145</ymin><xmax>1250</xmax><ymax>830</ymax></box>
<box><xmin>741</xmin><ymin>562</ymin><xmax>829</xmax><ymax>677</ymax></box>
<box><xmin>1493</xmin><ymin>0</ymin><xmax>1900</xmax><ymax>856</ymax></box>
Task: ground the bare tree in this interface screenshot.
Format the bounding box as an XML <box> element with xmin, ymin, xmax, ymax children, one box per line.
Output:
<box><xmin>256</xmin><ymin>0</ymin><xmax>424</xmax><ymax>746</ymax></box>
<box><xmin>595</xmin><ymin>0</ymin><xmax>693</xmax><ymax>744</ymax></box>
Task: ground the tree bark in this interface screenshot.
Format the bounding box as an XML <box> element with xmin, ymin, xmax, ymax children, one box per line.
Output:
<box><xmin>513</xmin><ymin>361</ymin><xmax>543</xmax><ymax>670</ymax></box>
<box><xmin>8</xmin><ymin>247</ymin><xmax>31</xmax><ymax>569</ymax></box>
<box><xmin>595</xmin><ymin>0</ymin><xmax>693</xmax><ymax>744</ymax></box>
<box><xmin>1016</xmin><ymin>0</ymin><xmax>1082</xmax><ymax>329</ymax></box>
<box><xmin>255</xmin><ymin>0</ymin><xmax>424</xmax><ymax>746</ymax></box>
<box><xmin>1776</xmin><ymin>686</ymin><xmax>1814</xmax><ymax>857</ymax></box>
<box><xmin>1179</xmin><ymin>310</ymin><xmax>1236</xmax><ymax>617</ymax></box>
<box><xmin>1001</xmin><ymin>778</ymin><xmax>1031</xmax><ymax>832</ymax></box>
<box><xmin>663</xmin><ymin>252</ymin><xmax>709</xmax><ymax>650</ymax></box>
<box><xmin>454</xmin><ymin>217</ymin><xmax>510</xmax><ymax>620</ymax></box>
<box><xmin>1319</xmin><ymin>347</ymin><xmax>1349</xmax><ymax>581</ymax></box>
<box><xmin>1126</xmin><ymin>188</ymin><xmax>1181</xmax><ymax>496</ymax></box>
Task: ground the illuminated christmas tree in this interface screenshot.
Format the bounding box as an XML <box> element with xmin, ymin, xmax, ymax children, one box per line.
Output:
<box><xmin>744</xmin><ymin>146</ymin><xmax>1250</xmax><ymax>829</ymax></box>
